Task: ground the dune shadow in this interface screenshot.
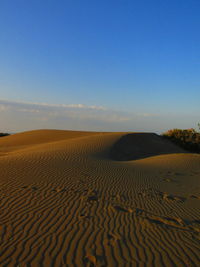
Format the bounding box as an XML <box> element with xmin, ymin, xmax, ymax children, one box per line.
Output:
<box><xmin>110</xmin><ymin>133</ymin><xmax>187</xmax><ymax>161</ymax></box>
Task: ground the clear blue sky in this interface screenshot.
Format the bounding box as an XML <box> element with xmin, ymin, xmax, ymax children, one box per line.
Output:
<box><xmin>0</xmin><ymin>0</ymin><xmax>200</xmax><ymax>132</ymax></box>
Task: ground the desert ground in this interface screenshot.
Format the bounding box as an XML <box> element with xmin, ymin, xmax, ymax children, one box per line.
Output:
<box><xmin>0</xmin><ymin>130</ymin><xmax>199</xmax><ymax>266</ymax></box>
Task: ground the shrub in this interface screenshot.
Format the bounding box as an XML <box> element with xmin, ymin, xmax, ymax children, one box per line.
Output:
<box><xmin>0</xmin><ymin>133</ymin><xmax>9</xmax><ymax>137</ymax></box>
<box><xmin>162</xmin><ymin>128</ymin><xmax>200</xmax><ymax>153</ymax></box>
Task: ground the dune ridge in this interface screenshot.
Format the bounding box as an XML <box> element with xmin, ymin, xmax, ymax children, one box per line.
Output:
<box><xmin>0</xmin><ymin>130</ymin><xmax>200</xmax><ymax>266</ymax></box>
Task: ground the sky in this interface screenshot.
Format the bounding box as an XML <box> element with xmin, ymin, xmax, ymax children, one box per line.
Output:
<box><xmin>0</xmin><ymin>0</ymin><xmax>200</xmax><ymax>133</ymax></box>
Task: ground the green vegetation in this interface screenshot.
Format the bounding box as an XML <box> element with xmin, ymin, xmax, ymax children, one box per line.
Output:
<box><xmin>162</xmin><ymin>126</ymin><xmax>200</xmax><ymax>153</ymax></box>
<box><xmin>0</xmin><ymin>133</ymin><xmax>9</xmax><ymax>137</ymax></box>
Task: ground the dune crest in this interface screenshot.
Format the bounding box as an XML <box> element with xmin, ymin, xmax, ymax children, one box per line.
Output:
<box><xmin>0</xmin><ymin>130</ymin><xmax>199</xmax><ymax>266</ymax></box>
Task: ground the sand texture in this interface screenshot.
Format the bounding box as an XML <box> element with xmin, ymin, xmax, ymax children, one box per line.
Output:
<box><xmin>0</xmin><ymin>130</ymin><xmax>200</xmax><ymax>266</ymax></box>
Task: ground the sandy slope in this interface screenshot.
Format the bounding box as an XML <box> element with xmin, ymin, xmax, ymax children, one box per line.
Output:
<box><xmin>0</xmin><ymin>130</ymin><xmax>199</xmax><ymax>266</ymax></box>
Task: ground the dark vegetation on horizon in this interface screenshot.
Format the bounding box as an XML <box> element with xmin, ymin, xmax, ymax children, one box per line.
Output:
<box><xmin>162</xmin><ymin>125</ymin><xmax>200</xmax><ymax>153</ymax></box>
<box><xmin>0</xmin><ymin>133</ymin><xmax>9</xmax><ymax>137</ymax></box>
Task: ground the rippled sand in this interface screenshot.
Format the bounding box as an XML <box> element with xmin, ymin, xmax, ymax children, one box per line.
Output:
<box><xmin>0</xmin><ymin>130</ymin><xmax>199</xmax><ymax>266</ymax></box>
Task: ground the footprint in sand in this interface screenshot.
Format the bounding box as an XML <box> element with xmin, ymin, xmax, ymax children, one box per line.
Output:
<box><xmin>79</xmin><ymin>213</ymin><xmax>92</xmax><ymax>220</ymax></box>
<box><xmin>158</xmin><ymin>191</ymin><xmax>186</xmax><ymax>203</ymax></box>
<box><xmin>107</xmin><ymin>233</ymin><xmax>120</xmax><ymax>245</ymax></box>
<box><xmin>138</xmin><ymin>192</ymin><xmax>146</xmax><ymax>197</ymax></box>
<box><xmin>190</xmin><ymin>195</ymin><xmax>200</xmax><ymax>199</ymax></box>
<box><xmin>87</xmin><ymin>190</ymin><xmax>99</xmax><ymax>202</ymax></box>
<box><xmin>21</xmin><ymin>185</ymin><xmax>38</xmax><ymax>190</ymax></box>
<box><xmin>31</xmin><ymin>186</ymin><xmax>38</xmax><ymax>190</ymax></box>
<box><xmin>135</xmin><ymin>208</ymin><xmax>145</xmax><ymax>216</ymax></box>
<box><xmin>52</xmin><ymin>188</ymin><xmax>66</xmax><ymax>193</ymax></box>
<box><xmin>113</xmin><ymin>205</ymin><xmax>133</xmax><ymax>213</ymax></box>
<box><xmin>84</xmin><ymin>254</ymin><xmax>97</xmax><ymax>266</ymax></box>
<box><xmin>146</xmin><ymin>215</ymin><xmax>184</xmax><ymax>227</ymax></box>
<box><xmin>110</xmin><ymin>194</ymin><xmax>121</xmax><ymax>201</ymax></box>
<box><xmin>146</xmin><ymin>215</ymin><xmax>200</xmax><ymax>234</ymax></box>
<box><xmin>87</xmin><ymin>195</ymin><xmax>98</xmax><ymax>202</ymax></box>
<box><xmin>84</xmin><ymin>248</ymin><xmax>106</xmax><ymax>266</ymax></box>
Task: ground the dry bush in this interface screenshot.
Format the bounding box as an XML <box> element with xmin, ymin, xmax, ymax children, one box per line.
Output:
<box><xmin>162</xmin><ymin>128</ymin><xmax>200</xmax><ymax>153</ymax></box>
<box><xmin>0</xmin><ymin>133</ymin><xmax>9</xmax><ymax>137</ymax></box>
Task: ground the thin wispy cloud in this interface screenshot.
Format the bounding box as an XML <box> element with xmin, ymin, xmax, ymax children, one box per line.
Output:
<box><xmin>0</xmin><ymin>99</ymin><xmax>128</xmax><ymax>121</ymax></box>
<box><xmin>0</xmin><ymin>99</ymin><xmax>197</xmax><ymax>133</ymax></box>
<box><xmin>0</xmin><ymin>99</ymin><xmax>106</xmax><ymax>111</ymax></box>
<box><xmin>0</xmin><ymin>99</ymin><xmax>132</xmax><ymax>132</ymax></box>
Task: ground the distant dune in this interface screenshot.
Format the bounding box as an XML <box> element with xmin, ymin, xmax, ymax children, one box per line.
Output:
<box><xmin>0</xmin><ymin>130</ymin><xmax>199</xmax><ymax>266</ymax></box>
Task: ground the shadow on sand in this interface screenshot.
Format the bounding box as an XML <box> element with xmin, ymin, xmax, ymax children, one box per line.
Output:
<box><xmin>110</xmin><ymin>133</ymin><xmax>187</xmax><ymax>161</ymax></box>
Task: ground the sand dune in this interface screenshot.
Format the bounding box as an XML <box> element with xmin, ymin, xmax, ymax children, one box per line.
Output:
<box><xmin>0</xmin><ymin>130</ymin><xmax>199</xmax><ymax>266</ymax></box>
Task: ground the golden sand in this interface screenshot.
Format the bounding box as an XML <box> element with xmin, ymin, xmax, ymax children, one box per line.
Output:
<box><xmin>0</xmin><ymin>130</ymin><xmax>199</xmax><ymax>266</ymax></box>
